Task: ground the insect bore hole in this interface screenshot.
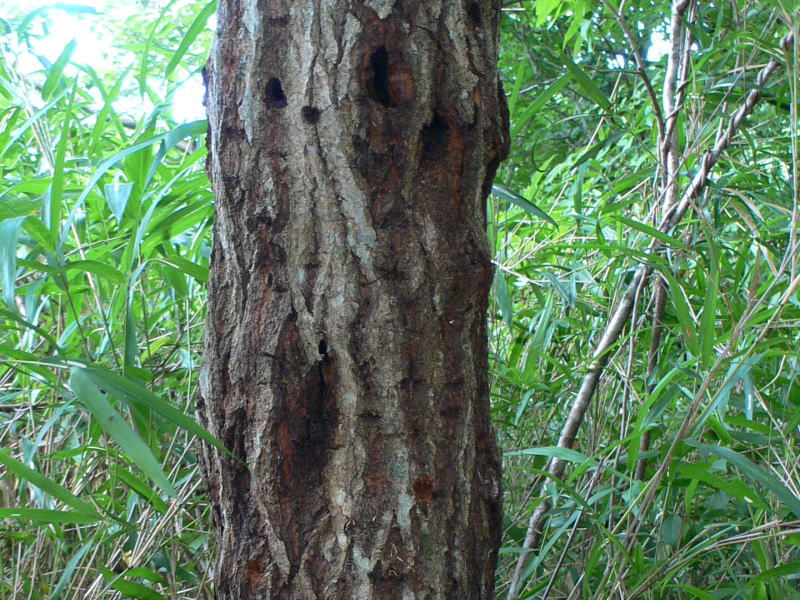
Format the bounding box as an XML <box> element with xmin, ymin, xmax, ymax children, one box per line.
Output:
<box><xmin>302</xmin><ymin>105</ymin><xmax>321</xmax><ymax>124</ymax></box>
<box><xmin>265</xmin><ymin>77</ymin><xmax>287</xmax><ymax>109</ymax></box>
<box><xmin>368</xmin><ymin>46</ymin><xmax>392</xmax><ymax>107</ymax></box>
<box><xmin>421</xmin><ymin>113</ymin><xmax>449</xmax><ymax>159</ymax></box>
<box><xmin>467</xmin><ymin>2</ymin><xmax>483</xmax><ymax>27</ymax></box>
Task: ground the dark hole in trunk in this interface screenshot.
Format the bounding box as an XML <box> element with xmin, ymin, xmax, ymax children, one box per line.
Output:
<box><xmin>467</xmin><ymin>2</ymin><xmax>483</xmax><ymax>27</ymax></box>
<box><xmin>302</xmin><ymin>105</ymin><xmax>321</xmax><ymax>124</ymax></box>
<box><xmin>368</xmin><ymin>46</ymin><xmax>392</xmax><ymax>106</ymax></box>
<box><xmin>421</xmin><ymin>114</ymin><xmax>449</xmax><ymax>159</ymax></box>
<box><xmin>265</xmin><ymin>77</ymin><xmax>287</xmax><ymax>108</ymax></box>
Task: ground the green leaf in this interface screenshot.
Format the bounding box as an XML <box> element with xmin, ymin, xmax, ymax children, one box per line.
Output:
<box><xmin>0</xmin><ymin>199</ymin><xmax>39</xmax><ymax>220</ymax></box>
<box><xmin>114</xmin><ymin>467</ymin><xmax>168</xmax><ymax>513</ymax></box>
<box><xmin>0</xmin><ymin>309</ymin><xmax>62</xmax><ymax>349</ymax></box>
<box><xmin>105</xmin><ymin>182</ymin><xmax>135</xmax><ymax>222</ymax></box>
<box><xmin>614</xmin><ymin>216</ymin><xmax>690</xmax><ymax>252</ymax></box>
<box><xmin>125</xmin><ymin>568</ymin><xmax>167</xmax><ymax>585</ymax></box>
<box><xmin>88</xmin><ymin>66</ymin><xmax>131</xmax><ymax>153</ymax></box>
<box><xmin>492</xmin><ymin>184</ymin><xmax>557</xmax><ymax>227</ymax></box>
<box><xmin>100</xmin><ymin>566</ymin><xmax>167</xmax><ymax>600</ymax></box>
<box><xmin>664</xmin><ymin>585</ymin><xmax>717</xmax><ymax>600</ymax></box>
<box><xmin>157</xmin><ymin>255</ymin><xmax>208</xmax><ymax>284</ymax></box>
<box><xmin>494</xmin><ymin>270</ymin><xmax>514</xmax><ymax>328</ymax></box>
<box><xmin>165</xmin><ymin>1</ymin><xmax>217</xmax><ymax>78</ymax></box>
<box><xmin>0</xmin><ymin>216</ymin><xmax>26</xmax><ymax>309</ymax></box>
<box><xmin>750</xmin><ymin>560</ymin><xmax>800</xmax><ymax>584</ymax></box>
<box><xmin>0</xmin><ymin>451</ymin><xmax>99</xmax><ymax>517</ymax></box>
<box><xmin>511</xmin><ymin>72</ymin><xmax>572</xmax><ymax>137</ymax></box>
<box><xmin>69</xmin><ymin>367</ymin><xmax>178</xmax><ymax>499</ymax></box>
<box><xmin>48</xmin><ymin>537</ymin><xmax>96</xmax><ymax>600</ymax></box>
<box><xmin>0</xmin><ymin>88</ymin><xmax>70</xmax><ymax>158</ymax></box>
<box><xmin>42</xmin><ymin>40</ymin><xmax>76</xmax><ymax>99</ymax></box>
<box><xmin>0</xmin><ymin>508</ymin><xmax>99</xmax><ymax>524</ymax></box>
<box><xmin>699</xmin><ymin>265</ymin><xmax>719</xmax><ymax>370</ymax></box>
<box><xmin>558</xmin><ymin>53</ymin><xmax>611</xmax><ymax>111</ymax></box>
<box><xmin>146</xmin><ymin>120</ymin><xmax>208</xmax><ymax>190</ymax></box>
<box><xmin>81</xmin><ymin>366</ymin><xmax>234</xmax><ymax>460</ymax></box>
<box><xmin>665</xmin><ymin>284</ymin><xmax>699</xmax><ymax>356</ymax></box>
<box><xmin>62</xmin><ymin>123</ymin><xmax>207</xmax><ymax>250</ymax></box>
<box><xmin>661</xmin><ymin>514</ymin><xmax>682</xmax><ymax>548</ymax></box>
<box><xmin>505</xmin><ymin>446</ymin><xmax>594</xmax><ymax>465</ymax></box>
<box><xmin>685</xmin><ymin>441</ymin><xmax>800</xmax><ymax>518</ymax></box>
<box><xmin>675</xmin><ymin>461</ymin><xmax>769</xmax><ymax>510</ymax></box>
<box><xmin>62</xmin><ymin>260</ymin><xmax>126</xmax><ymax>285</ymax></box>
<box><xmin>48</xmin><ymin>80</ymin><xmax>78</xmax><ymax>240</ymax></box>
<box><xmin>23</xmin><ymin>215</ymin><xmax>57</xmax><ymax>254</ymax></box>
<box><xmin>574</xmin><ymin>132</ymin><xmax>624</xmax><ymax>167</ymax></box>
<box><xmin>138</xmin><ymin>0</ymin><xmax>181</xmax><ymax>97</ymax></box>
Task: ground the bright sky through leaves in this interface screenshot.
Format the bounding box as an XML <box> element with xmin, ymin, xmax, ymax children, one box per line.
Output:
<box><xmin>1</xmin><ymin>0</ymin><xmax>207</xmax><ymax>122</ymax></box>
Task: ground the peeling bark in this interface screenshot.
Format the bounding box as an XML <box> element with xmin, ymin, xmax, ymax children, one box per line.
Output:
<box><xmin>198</xmin><ymin>1</ymin><xmax>508</xmax><ymax>598</ymax></box>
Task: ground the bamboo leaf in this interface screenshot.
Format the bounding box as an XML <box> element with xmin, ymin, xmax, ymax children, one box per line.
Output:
<box><xmin>750</xmin><ymin>560</ymin><xmax>800</xmax><ymax>584</ymax></box>
<box><xmin>494</xmin><ymin>270</ymin><xmax>514</xmax><ymax>328</ymax></box>
<box><xmin>0</xmin><ymin>508</ymin><xmax>99</xmax><ymax>524</ymax></box>
<box><xmin>0</xmin><ymin>451</ymin><xmax>99</xmax><ymax>517</ymax></box>
<box><xmin>558</xmin><ymin>53</ymin><xmax>611</xmax><ymax>111</ymax></box>
<box><xmin>47</xmin><ymin>537</ymin><xmax>96</xmax><ymax>600</ymax></box>
<box><xmin>69</xmin><ymin>367</ymin><xmax>178</xmax><ymax>499</ymax></box>
<box><xmin>685</xmin><ymin>441</ymin><xmax>800</xmax><ymax>518</ymax></box>
<box><xmin>41</xmin><ymin>40</ymin><xmax>76</xmax><ymax>99</ymax></box>
<box><xmin>164</xmin><ymin>1</ymin><xmax>217</xmax><ymax>78</ymax></box>
<box><xmin>105</xmin><ymin>182</ymin><xmax>135</xmax><ymax>222</ymax></box>
<box><xmin>82</xmin><ymin>366</ymin><xmax>234</xmax><ymax>460</ymax></box>
<box><xmin>505</xmin><ymin>446</ymin><xmax>593</xmax><ymax>465</ymax></box>
<box><xmin>0</xmin><ymin>216</ymin><xmax>26</xmax><ymax>309</ymax></box>
<box><xmin>614</xmin><ymin>216</ymin><xmax>690</xmax><ymax>252</ymax></box>
<box><xmin>492</xmin><ymin>184</ymin><xmax>557</xmax><ymax>227</ymax></box>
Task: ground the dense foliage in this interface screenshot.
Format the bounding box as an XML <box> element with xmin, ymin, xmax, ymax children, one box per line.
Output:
<box><xmin>1</xmin><ymin>1</ymin><xmax>799</xmax><ymax>598</ymax></box>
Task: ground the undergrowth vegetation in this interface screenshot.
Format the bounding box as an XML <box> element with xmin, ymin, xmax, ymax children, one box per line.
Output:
<box><xmin>1</xmin><ymin>1</ymin><xmax>799</xmax><ymax>598</ymax></box>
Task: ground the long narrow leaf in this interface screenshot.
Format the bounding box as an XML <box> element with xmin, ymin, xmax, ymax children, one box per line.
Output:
<box><xmin>164</xmin><ymin>1</ymin><xmax>217</xmax><ymax>78</ymax></box>
<box><xmin>685</xmin><ymin>441</ymin><xmax>800</xmax><ymax>518</ymax></box>
<box><xmin>83</xmin><ymin>366</ymin><xmax>234</xmax><ymax>460</ymax></box>
<box><xmin>492</xmin><ymin>184</ymin><xmax>558</xmax><ymax>227</ymax></box>
<box><xmin>0</xmin><ymin>450</ymin><xmax>99</xmax><ymax>517</ymax></box>
<box><xmin>69</xmin><ymin>367</ymin><xmax>178</xmax><ymax>499</ymax></box>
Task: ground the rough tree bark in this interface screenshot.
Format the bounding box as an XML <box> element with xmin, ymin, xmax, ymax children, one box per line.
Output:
<box><xmin>198</xmin><ymin>1</ymin><xmax>509</xmax><ymax>598</ymax></box>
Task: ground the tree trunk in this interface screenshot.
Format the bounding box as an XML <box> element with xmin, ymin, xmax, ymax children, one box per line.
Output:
<box><xmin>198</xmin><ymin>1</ymin><xmax>508</xmax><ymax>598</ymax></box>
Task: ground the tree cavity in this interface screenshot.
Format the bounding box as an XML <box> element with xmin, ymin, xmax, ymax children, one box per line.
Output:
<box><xmin>367</xmin><ymin>46</ymin><xmax>392</xmax><ymax>107</ymax></box>
<box><xmin>420</xmin><ymin>113</ymin><xmax>449</xmax><ymax>160</ymax></box>
<box><xmin>265</xmin><ymin>77</ymin><xmax>288</xmax><ymax>109</ymax></box>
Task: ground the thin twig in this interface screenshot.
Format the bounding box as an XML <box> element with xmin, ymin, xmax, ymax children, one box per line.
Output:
<box><xmin>601</xmin><ymin>0</ymin><xmax>665</xmax><ymax>139</ymax></box>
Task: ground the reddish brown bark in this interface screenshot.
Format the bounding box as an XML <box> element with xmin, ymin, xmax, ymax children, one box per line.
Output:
<box><xmin>199</xmin><ymin>1</ymin><xmax>508</xmax><ymax>598</ymax></box>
